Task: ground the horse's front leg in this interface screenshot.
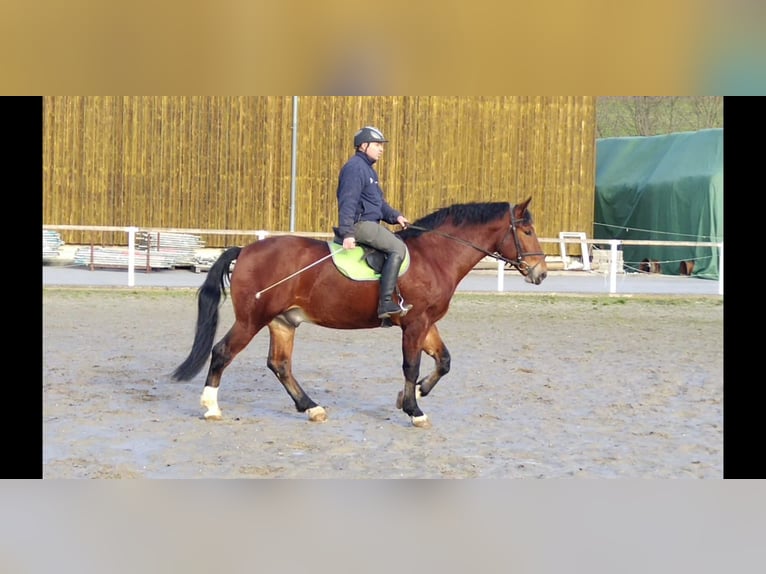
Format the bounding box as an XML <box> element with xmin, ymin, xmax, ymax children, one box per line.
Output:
<box><xmin>396</xmin><ymin>325</ymin><xmax>431</xmax><ymax>428</ymax></box>
<box><xmin>416</xmin><ymin>324</ymin><xmax>451</xmax><ymax>398</ymax></box>
<box><xmin>266</xmin><ymin>317</ymin><xmax>327</xmax><ymax>422</ymax></box>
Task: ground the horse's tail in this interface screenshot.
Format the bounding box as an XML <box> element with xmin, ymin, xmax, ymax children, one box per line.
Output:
<box><xmin>172</xmin><ymin>246</ymin><xmax>242</xmax><ymax>381</ymax></box>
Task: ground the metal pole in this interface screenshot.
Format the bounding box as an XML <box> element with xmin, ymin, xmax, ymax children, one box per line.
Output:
<box><xmin>290</xmin><ymin>96</ymin><xmax>299</xmax><ymax>232</ymax></box>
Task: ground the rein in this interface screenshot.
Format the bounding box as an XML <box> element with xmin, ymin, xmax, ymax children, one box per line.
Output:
<box><xmin>407</xmin><ymin>214</ymin><xmax>544</xmax><ymax>272</ymax></box>
<box><xmin>254</xmin><ymin>210</ymin><xmax>543</xmax><ymax>299</ymax></box>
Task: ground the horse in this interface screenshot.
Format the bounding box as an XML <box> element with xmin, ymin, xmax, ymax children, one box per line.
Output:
<box><xmin>172</xmin><ymin>197</ymin><xmax>548</xmax><ymax>427</ymax></box>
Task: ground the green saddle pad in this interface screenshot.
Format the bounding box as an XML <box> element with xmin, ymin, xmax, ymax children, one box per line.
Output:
<box><xmin>327</xmin><ymin>242</ymin><xmax>410</xmax><ymax>281</ymax></box>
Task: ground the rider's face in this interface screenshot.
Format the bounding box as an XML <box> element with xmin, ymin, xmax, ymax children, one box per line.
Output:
<box><xmin>362</xmin><ymin>141</ymin><xmax>385</xmax><ymax>161</ymax></box>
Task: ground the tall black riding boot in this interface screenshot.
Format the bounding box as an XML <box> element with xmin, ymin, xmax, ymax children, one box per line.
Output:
<box><xmin>377</xmin><ymin>253</ymin><xmax>412</xmax><ymax>319</ymax></box>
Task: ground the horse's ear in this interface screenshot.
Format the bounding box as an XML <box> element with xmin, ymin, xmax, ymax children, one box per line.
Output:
<box><xmin>516</xmin><ymin>197</ymin><xmax>532</xmax><ymax>213</ymax></box>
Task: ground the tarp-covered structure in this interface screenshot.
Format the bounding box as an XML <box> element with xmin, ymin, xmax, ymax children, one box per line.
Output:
<box><xmin>594</xmin><ymin>129</ymin><xmax>723</xmax><ymax>280</ymax></box>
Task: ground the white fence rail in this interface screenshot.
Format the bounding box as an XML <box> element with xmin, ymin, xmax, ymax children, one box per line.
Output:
<box><xmin>549</xmin><ymin>235</ymin><xmax>723</xmax><ymax>296</ymax></box>
<box><xmin>43</xmin><ymin>225</ymin><xmax>723</xmax><ymax>295</ymax></box>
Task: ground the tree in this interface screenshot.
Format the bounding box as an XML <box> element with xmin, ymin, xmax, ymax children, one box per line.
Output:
<box><xmin>596</xmin><ymin>96</ymin><xmax>723</xmax><ymax>138</ymax></box>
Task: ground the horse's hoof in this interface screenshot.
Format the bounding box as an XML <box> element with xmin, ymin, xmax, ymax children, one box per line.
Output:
<box><xmin>307</xmin><ymin>406</ymin><xmax>327</xmax><ymax>422</ymax></box>
<box><xmin>203</xmin><ymin>411</ymin><xmax>222</xmax><ymax>421</ymax></box>
<box><xmin>411</xmin><ymin>415</ymin><xmax>431</xmax><ymax>428</ymax></box>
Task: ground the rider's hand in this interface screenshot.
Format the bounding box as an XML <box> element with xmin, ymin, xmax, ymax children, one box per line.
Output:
<box><xmin>397</xmin><ymin>215</ymin><xmax>410</xmax><ymax>229</ymax></box>
<box><xmin>342</xmin><ymin>237</ymin><xmax>356</xmax><ymax>249</ymax></box>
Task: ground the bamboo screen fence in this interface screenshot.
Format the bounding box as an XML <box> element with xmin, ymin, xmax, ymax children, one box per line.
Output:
<box><xmin>43</xmin><ymin>96</ymin><xmax>596</xmax><ymax>250</ymax></box>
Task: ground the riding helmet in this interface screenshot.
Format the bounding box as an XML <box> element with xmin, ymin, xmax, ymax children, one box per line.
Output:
<box><xmin>354</xmin><ymin>126</ymin><xmax>388</xmax><ymax>147</ymax></box>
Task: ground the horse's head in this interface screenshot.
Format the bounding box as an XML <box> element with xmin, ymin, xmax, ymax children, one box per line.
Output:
<box><xmin>497</xmin><ymin>197</ymin><xmax>548</xmax><ymax>284</ymax></box>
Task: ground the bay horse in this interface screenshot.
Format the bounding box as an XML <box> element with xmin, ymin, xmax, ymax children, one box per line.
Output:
<box><xmin>172</xmin><ymin>197</ymin><xmax>547</xmax><ymax>427</ymax></box>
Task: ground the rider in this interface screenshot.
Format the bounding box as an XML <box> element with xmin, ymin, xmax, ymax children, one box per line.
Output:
<box><xmin>334</xmin><ymin>126</ymin><xmax>412</xmax><ymax>319</ymax></box>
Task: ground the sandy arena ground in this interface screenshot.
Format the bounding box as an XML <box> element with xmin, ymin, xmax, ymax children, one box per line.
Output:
<box><xmin>43</xmin><ymin>288</ymin><xmax>723</xmax><ymax>478</ymax></box>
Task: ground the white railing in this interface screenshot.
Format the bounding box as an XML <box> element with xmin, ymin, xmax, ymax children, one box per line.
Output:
<box><xmin>42</xmin><ymin>225</ymin><xmax>723</xmax><ymax>295</ymax></box>
<box><xmin>541</xmin><ymin>236</ymin><xmax>723</xmax><ymax>296</ymax></box>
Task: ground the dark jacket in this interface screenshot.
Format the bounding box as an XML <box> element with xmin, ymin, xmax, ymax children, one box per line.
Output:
<box><xmin>334</xmin><ymin>151</ymin><xmax>401</xmax><ymax>241</ymax></box>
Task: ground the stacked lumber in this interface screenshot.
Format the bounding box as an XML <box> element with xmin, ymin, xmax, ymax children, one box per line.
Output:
<box><xmin>43</xmin><ymin>230</ymin><xmax>65</xmax><ymax>260</ymax></box>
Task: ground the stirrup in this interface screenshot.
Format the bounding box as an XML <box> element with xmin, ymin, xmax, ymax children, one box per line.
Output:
<box><xmin>397</xmin><ymin>301</ymin><xmax>413</xmax><ymax>317</ymax></box>
<box><xmin>377</xmin><ymin>299</ymin><xmax>412</xmax><ymax>320</ymax></box>
<box><xmin>378</xmin><ymin>300</ymin><xmax>411</xmax><ymax>327</ymax></box>
<box><xmin>377</xmin><ymin>302</ymin><xmax>402</xmax><ymax>319</ymax></box>
<box><xmin>396</xmin><ymin>292</ymin><xmax>412</xmax><ymax>316</ymax></box>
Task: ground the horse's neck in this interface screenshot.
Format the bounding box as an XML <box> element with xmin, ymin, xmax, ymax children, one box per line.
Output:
<box><xmin>425</xmin><ymin>226</ymin><xmax>499</xmax><ymax>278</ymax></box>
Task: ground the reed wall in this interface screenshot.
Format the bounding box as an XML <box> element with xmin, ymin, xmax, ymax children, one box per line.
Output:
<box><xmin>43</xmin><ymin>96</ymin><xmax>596</xmax><ymax>250</ymax></box>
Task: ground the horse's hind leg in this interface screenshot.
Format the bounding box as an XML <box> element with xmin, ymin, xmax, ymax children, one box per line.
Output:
<box><xmin>200</xmin><ymin>321</ymin><xmax>257</xmax><ymax>420</ymax></box>
<box><xmin>266</xmin><ymin>317</ymin><xmax>327</xmax><ymax>422</ymax></box>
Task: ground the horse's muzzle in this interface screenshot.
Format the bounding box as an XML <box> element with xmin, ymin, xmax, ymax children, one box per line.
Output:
<box><xmin>523</xmin><ymin>260</ymin><xmax>548</xmax><ymax>285</ymax></box>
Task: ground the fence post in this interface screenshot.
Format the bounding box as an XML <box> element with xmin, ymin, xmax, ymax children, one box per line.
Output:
<box><xmin>127</xmin><ymin>227</ymin><xmax>138</xmax><ymax>287</ymax></box>
<box><xmin>718</xmin><ymin>242</ymin><xmax>724</xmax><ymax>296</ymax></box>
<box><xmin>609</xmin><ymin>240</ymin><xmax>620</xmax><ymax>294</ymax></box>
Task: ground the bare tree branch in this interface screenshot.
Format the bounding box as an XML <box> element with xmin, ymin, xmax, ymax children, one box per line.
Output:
<box><xmin>596</xmin><ymin>96</ymin><xmax>723</xmax><ymax>137</ymax></box>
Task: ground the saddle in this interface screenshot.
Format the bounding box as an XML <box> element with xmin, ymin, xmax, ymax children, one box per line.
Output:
<box><xmin>327</xmin><ymin>241</ymin><xmax>410</xmax><ymax>281</ymax></box>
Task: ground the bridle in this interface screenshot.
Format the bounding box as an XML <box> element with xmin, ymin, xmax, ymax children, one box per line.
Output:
<box><xmin>406</xmin><ymin>209</ymin><xmax>545</xmax><ymax>274</ymax></box>
<box><xmin>498</xmin><ymin>217</ymin><xmax>546</xmax><ymax>273</ymax></box>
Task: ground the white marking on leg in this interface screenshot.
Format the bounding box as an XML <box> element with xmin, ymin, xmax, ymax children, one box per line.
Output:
<box><xmin>307</xmin><ymin>406</ymin><xmax>327</xmax><ymax>422</ymax></box>
<box><xmin>411</xmin><ymin>414</ymin><xmax>431</xmax><ymax>428</ymax></box>
<box><xmin>200</xmin><ymin>386</ymin><xmax>222</xmax><ymax>420</ymax></box>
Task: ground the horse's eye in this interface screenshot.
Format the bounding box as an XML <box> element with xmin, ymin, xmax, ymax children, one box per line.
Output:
<box><xmin>524</xmin><ymin>229</ymin><xmax>532</xmax><ymax>236</ymax></box>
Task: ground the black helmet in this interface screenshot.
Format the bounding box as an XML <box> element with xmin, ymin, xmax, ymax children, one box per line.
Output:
<box><xmin>354</xmin><ymin>126</ymin><xmax>388</xmax><ymax>147</ymax></box>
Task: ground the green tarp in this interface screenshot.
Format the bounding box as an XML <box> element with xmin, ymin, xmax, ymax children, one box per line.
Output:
<box><xmin>594</xmin><ymin>128</ymin><xmax>723</xmax><ymax>280</ymax></box>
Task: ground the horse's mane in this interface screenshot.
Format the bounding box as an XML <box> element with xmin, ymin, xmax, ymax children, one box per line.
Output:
<box><xmin>398</xmin><ymin>201</ymin><xmax>529</xmax><ymax>240</ymax></box>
